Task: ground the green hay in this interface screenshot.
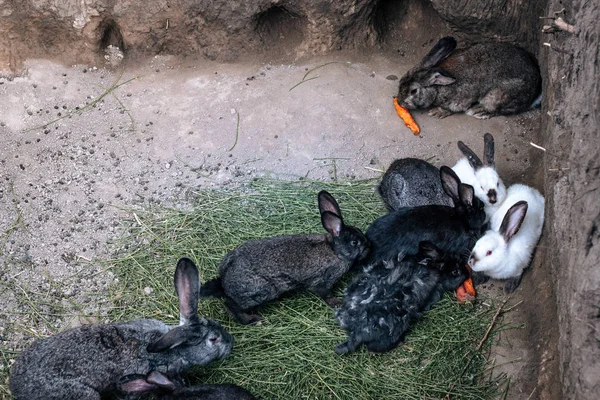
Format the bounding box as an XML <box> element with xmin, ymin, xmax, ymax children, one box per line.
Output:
<box><xmin>106</xmin><ymin>178</ymin><xmax>505</xmax><ymax>399</ymax></box>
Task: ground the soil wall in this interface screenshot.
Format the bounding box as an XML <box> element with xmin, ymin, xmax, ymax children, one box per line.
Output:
<box><xmin>540</xmin><ymin>0</ymin><xmax>600</xmax><ymax>398</ymax></box>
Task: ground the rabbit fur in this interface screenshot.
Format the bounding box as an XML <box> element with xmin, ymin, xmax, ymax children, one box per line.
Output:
<box><xmin>396</xmin><ymin>36</ymin><xmax>542</xmax><ymax>119</ymax></box>
<box><xmin>469</xmin><ymin>184</ymin><xmax>545</xmax><ymax>293</ymax></box>
<box><xmin>199</xmin><ymin>190</ymin><xmax>370</xmax><ymax>325</ymax></box>
<box><xmin>452</xmin><ymin>133</ymin><xmax>507</xmax><ymax>220</ymax></box>
<box><xmin>117</xmin><ymin>371</ymin><xmax>257</xmax><ymax>400</ymax></box>
<box><xmin>378</xmin><ymin>158</ymin><xmax>454</xmax><ymax>211</ymax></box>
<box><xmin>366</xmin><ymin>166</ymin><xmax>486</xmax><ymax>265</ymax></box>
<box><xmin>9</xmin><ymin>258</ymin><xmax>233</xmax><ymax>400</ymax></box>
<box><xmin>335</xmin><ymin>242</ymin><xmax>468</xmax><ymax>354</ymax></box>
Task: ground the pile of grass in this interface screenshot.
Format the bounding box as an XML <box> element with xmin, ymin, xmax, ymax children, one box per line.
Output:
<box><xmin>107</xmin><ymin>178</ymin><xmax>506</xmax><ymax>400</ymax></box>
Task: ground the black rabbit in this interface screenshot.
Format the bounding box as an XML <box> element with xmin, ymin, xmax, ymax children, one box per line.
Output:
<box><xmin>366</xmin><ymin>166</ymin><xmax>486</xmax><ymax>265</ymax></box>
<box><xmin>200</xmin><ymin>190</ymin><xmax>370</xmax><ymax>324</ymax></box>
<box><xmin>335</xmin><ymin>242</ymin><xmax>468</xmax><ymax>354</ymax></box>
<box><xmin>117</xmin><ymin>371</ymin><xmax>257</xmax><ymax>399</ymax></box>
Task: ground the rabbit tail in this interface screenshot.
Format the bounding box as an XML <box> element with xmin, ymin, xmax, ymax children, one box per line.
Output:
<box><xmin>199</xmin><ymin>278</ymin><xmax>226</xmax><ymax>298</ymax></box>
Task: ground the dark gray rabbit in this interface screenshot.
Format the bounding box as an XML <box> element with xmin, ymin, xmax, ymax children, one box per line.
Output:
<box><xmin>9</xmin><ymin>258</ymin><xmax>233</xmax><ymax>400</ymax></box>
<box><xmin>366</xmin><ymin>166</ymin><xmax>486</xmax><ymax>265</ymax></box>
<box><xmin>378</xmin><ymin>158</ymin><xmax>454</xmax><ymax>211</ymax></box>
<box><xmin>117</xmin><ymin>371</ymin><xmax>257</xmax><ymax>400</ymax></box>
<box><xmin>199</xmin><ymin>190</ymin><xmax>370</xmax><ymax>325</ymax></box>
<box><xmin>335</xmin><ymin>242</ymin><xmax>468</xmax><ymax>355</ymax></box>
<box><xmin>396</xmin><ymin>36</ymin><xmax>541</xmax><ymax>119</ymax></box>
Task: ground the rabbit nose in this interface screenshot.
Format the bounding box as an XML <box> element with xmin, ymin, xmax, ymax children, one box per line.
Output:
<box><xmin>468</xmin><ymin>255</ymin><xmax>476</xmax><ymax>267</ymax></box>
<box><xmin>487</xmin><ymin>189</ymin><xmax>497</xmax><ymax>204</ymax></box>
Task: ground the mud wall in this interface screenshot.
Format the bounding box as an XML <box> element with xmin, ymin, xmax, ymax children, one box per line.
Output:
<box><xmin>0</xmin><ymin>0</ymin><xmax>402</xmax><ymax>71</ymax></box>
<box><xmin>1</xmin><ymin>0</ymin><xmax>546</xmax><ymax>73</ymax></box>
<box><xmin>540</xmin><ymin>0</ymin><xmax>600</xmax><ymax>398</ymax></box>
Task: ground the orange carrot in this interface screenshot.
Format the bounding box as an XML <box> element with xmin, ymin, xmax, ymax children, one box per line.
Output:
<box><xmin>455</xmin><ymin>280</ymin><xmax>476</xmax><ymax>302</ymax></box>
<box><xmin>393</xmin><ymin>97</ymin><xmax>420</xmax><ymax>136</ymax></box>
<box><xmin>462</xmin><ymin>277</ymin><xmax>476</xmax><ymax>297</ymax></box>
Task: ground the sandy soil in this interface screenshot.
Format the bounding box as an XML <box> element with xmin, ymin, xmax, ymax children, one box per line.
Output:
<box><xmin>0</xmin><ymin>51</ymin><xmax>547</xmax><ymax>397</ymax></box>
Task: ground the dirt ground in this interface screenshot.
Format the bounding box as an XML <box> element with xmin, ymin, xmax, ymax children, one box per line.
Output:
<box><xmin>0</xmin><ymin>46</ymin><xmax>554</xmax><ymax>397</ymax></box>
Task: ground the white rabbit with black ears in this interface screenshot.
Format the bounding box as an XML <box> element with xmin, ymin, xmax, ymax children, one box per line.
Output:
<box><xmin>452</xmin><ymin>133</ymin><xmax>507</xmax><ymax>221</ymax></box>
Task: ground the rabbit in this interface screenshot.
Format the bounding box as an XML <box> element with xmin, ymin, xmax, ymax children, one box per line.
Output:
<box><xmin>366</xmin><ymin>166</ymin><xmax>486</xmax><ymax>265</ymax></box>
<box><xmin>335</xmin><ymin>242</ymin><xmax>468</xmax><ymax>354</ymax></box>
<box><xmin>468</xmin><ymin>184</ymin><xmax>545</xmax><ymax>293</ymax></box>
<box><xmin>199</xmin><ymin>190</ymin><xmax>370</xmax><ymax>325</ymax></box>
<box><xmin>396</xmin><ymin>36</ymin><xmax>542</xmax><ymax>119</ymax></box>
<box><xmin>117</xmin><ymin>371</ymin><xmax>257</xmax><ymax>399</ymax></box>
<box><xmin>378</xmin><ymin>158</ymin><xmax>454</xmax><ymax>211</ymax></box>
<box><xmin>9</xmin><ymin>258</ymin><xmax>233</xmax><ymax>400</ymax></box>
<box><xmin>452</xmin><ymin>133</ymin><xmax>507</xmax><ymax>220</ymax></box>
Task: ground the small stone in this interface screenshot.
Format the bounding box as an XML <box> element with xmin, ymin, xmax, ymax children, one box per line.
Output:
<box><xmin>386</xmin><ymin>75</ymin><xmax>398</xmax><ymax>81</ymax></box>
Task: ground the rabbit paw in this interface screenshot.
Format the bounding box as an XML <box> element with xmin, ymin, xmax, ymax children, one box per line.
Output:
<box><xmin>324</xmin><ymin>296</ymin><xmax>342</xmax><ymax>308</ymax></box>
<box><xmin>466</xmin><ymin>105</ymin><xmax>493</xmax><ymax>119</ymax></box>
<box><xmin>428</xmin><ymin>106</ymin><xmax>453</xmax><ymax>119</ymax></box>
<box><xmin>504</xmin><ymin>276</ymin><xmax>522</xmax><ymax>293</ymax></box>
<box><xmin>471</xmin><ymin>271</ymin><xmax>490</xmax><ymax>285</ymax></box>
<box><xmin>335</xmin><ymin>343</ymin><xmax>350</xmax><ymax>355</ymax></box>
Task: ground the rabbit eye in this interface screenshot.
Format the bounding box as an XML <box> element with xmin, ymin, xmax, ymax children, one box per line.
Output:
<box><xmin>410</xmin><ymin>88</ymin><xmax>418</xmax><ymax>95</ymax></box>
<box><xmin>497</xmin><ymin>182</ymin><xmax>500</xmax><ymax>187</ymax></box>
<box><xmin>209</xmin><ymin>336</ymin><xmax>219</xmax><ymax>343</ymax></box>
<box><xmin>351</xmin><ymin>240</ymin><xmax>358</xmax><ymax>247</ymax></box>
<box><xmin>486</xmin><ymin>250</ymin><xmax>492</xmax><ymax>256</ymax></box>
<box><xmin>452</xmin><ymin>269</ymin><xmax>460</xmax><ymax>276</ymax></box>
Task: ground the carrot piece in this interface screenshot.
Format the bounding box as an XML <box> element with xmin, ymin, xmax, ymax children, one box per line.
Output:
<box><xmin>393</xmin><ymin>97</ymin><xmax>420</xmax><ymax>136</ymax></box>
<box><xmin>455</xmin><ymin>280</ymin><xmax>476</xmax><ymax>302</ymax></box>
<box><xmin>462</xmin><ymin>277</ymin><xmax>476</xmax><ymax>297</ymax></box>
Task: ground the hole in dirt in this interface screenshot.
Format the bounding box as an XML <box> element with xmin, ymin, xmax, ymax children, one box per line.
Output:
<box><xmin>371</xmin><ymin>0</ymin><xmax>451</xmax><ymax>54</ymax></box>
<box><xmin>99</xmin><ymin>19</ymin><xmax>125</xmax><ymax>52</ymax></box>
<box><xmin>255</xmin><ymin>6</ymin><xmax>306</xmax><ymax>52</ymax></box>
<box><xmin>371</xmin><ymin>0</ymin><xmax>409</xmax><ymax>42</ymax></box>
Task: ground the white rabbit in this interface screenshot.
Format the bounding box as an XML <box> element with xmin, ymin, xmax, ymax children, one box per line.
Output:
<box><xmin>468</xmin><ymin>184</ymin><xmax>545</xmax><ymax>293</ymax></box>
<box><xmin>452</xmin><ymin>133</ymin><xmax>507</xmax><ymax>221</ymax></box>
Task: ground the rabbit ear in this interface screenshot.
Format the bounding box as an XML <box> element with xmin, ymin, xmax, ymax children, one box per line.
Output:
<box><xmin>499</xmin><ymin>201</ymin><xmax>528</xmax><ymax>242</ymax></box>
<box><xmin>457</xmin><ymin>141</ymin><xmax>484</xmax><ymax>169</ymax></box>
<box><xmin>174</xmin><ymin>257</ymin><xmax>201</xmax><ymax>325</ymax></box>
<box><xmin>426</xmin><ymin>69</ymin><xmax>456</xmax><ymax>86</ymax></box>
<box><xmin>483</xmin><ymin>133</ymin><xmax>495</xmax><ymax>167</ymax></box>
<box><xmin>321</xmin><ymin>211</ymin><xmax>343</xmax><ymax>238</ymax></box>
<box><xmin>117</xmin><ymin>374</ymin><xmax>158</xmax><ymax>395</ymax></box>
<box><xmin>417</xmin><ymin>241</ymin><xmax>442</xmax><ymax>262</ymax></box>
<box><xmin>458</xmin><ymin>183</ymin><xmax>475</xmax><ymax>206</ymax></box>
<box><xmin>440</xmin><ymin>166</ymin><xmax>461</xmax><ymax>200</ymax></box>
<box><xmin>146</xmin><ymin>371</ymin><xmax>178</xmax><ymax>391</ymax></box>
<box><xmin>420</xmin><ymin>36</ymin><xmax>457</xmax><ymax>68</ymax></box>
<box><xmin>147</xmin><ymin>325</ymin><xmax>198</xmax><ymax>353</ymax></box>
<box><xmin>318</xmin><ymin>190</ymin><xmax>342</xmax><ymax>218</ymax></box>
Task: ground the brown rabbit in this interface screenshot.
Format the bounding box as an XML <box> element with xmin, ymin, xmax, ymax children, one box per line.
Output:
<box><xmin>396</xmin><ymin>37</ymin><xmax>541</xmax><ymax>119</ymax></box>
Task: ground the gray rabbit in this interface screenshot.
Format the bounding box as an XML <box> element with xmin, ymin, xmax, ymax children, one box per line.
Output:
<box><xmin>9</xmin><ymin>258</ymin><xmax>233</xmax><ymax>400</ymax></box>
<box><xmin>378</xmin><ymin>158</ymin><xmax>454</xmax><ymax>211</ymax></box>
<box><xmin>117</xmin><ymin>371</ymin><xmax>257</xmax><ymax>399</ymax></box>
<box><xmin>199</xmin><ymin>190</ymin><xmax>370</xmax><ymax>325</ymax></box>
<box><xmin>397</xmin><ymin>36</ymin><xmax>541</xmax><ymax>119</ymax></box>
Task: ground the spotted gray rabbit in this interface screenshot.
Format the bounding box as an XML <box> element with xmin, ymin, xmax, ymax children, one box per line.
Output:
<box><xmin>9</xmin><ymin>258</ymin><xmax>233</xmax><ymax>400</ymax></box>
<box><xmin>199</xmin><ymin>190</ymin><xmax>370</xmax><ymax>325</ymax></box>
<box><xmin>335</xmin><ymin>242</ymin><xmax>468</xmax><ymax>354</ymax></box>
<box><xmin>396</xmin><ymin>36</ymin><xmax>541</xmax><ymax>119</ymax></box>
